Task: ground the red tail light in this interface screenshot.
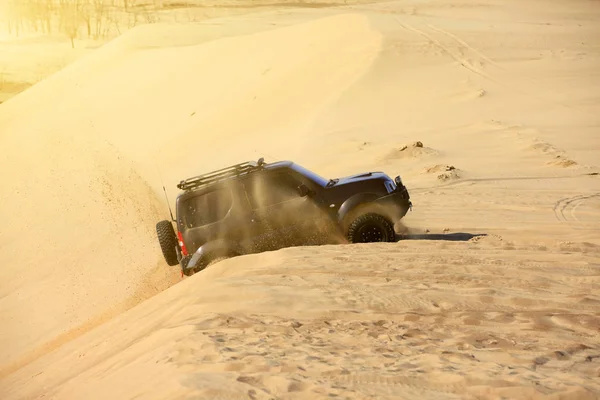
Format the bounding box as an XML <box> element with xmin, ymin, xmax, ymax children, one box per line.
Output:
<box><xmin>177</xmin><ymin>231</ymin><xmax>188</xmax><ymax>256</ymax></box>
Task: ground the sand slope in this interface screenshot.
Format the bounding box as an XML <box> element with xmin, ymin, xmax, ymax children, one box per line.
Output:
<box><xmin>2</xmin><ymin>241</ymin><xmax>600</xmax><ymax>399</ymax></box>
<box><xmin>0</xmin><ymin>118</ymin><xmax>180</xmax><ymax>370</ymax></box>
<box><xmin>0</xmin><ymin>12</ymin><xmax>382</xmax><ymax>373</ymax></box>
<box><xmin>2</xmin><ymin>12</ymin><xmax>384</xmax><ymax>204</ymax></box>
<box><xmin>1</xmin><ymin>0</ymin><xmax>600</xmax><ymax>398</ymax></box>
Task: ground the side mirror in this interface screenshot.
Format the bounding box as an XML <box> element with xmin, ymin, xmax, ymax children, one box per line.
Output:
<box><xmin>297</xmin><ymin>183</ymin><xmax>310</xmax><ymax>197</ymax></box>
<box><xmin>394</xmin><ymin>175</ymin><xmax>403</xmax><ymax>186</ymax></box>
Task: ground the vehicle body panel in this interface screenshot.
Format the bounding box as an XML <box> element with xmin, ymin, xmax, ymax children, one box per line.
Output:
<box><xmin>170</xmin><ymin>160</ymin><xmax>412</xmax><ymax>273</ymax></box>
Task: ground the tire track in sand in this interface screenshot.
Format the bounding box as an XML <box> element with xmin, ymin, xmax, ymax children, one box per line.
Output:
<box><xmin>392</xmin><ymin>17</ymin><xmax>595</xmax><ymax>117</ymax></box>
<box><xmin>553</xmin><ymin>193</ymin><xmax>600</xmax><ymax>230</ymax></box>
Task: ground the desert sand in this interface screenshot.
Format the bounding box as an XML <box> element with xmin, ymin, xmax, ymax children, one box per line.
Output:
<box><xmin>1</xmin><ymin>0</ymin><xmax>600</xmax><ymax>398</ymax></box>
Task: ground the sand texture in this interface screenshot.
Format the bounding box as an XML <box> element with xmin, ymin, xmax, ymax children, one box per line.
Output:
<box><xmin>1</xmin><ymin>0</ymin><xmax>599</xmax><ymax>399</ymax></box>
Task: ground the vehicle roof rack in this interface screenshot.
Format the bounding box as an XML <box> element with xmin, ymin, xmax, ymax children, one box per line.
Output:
<box><xmin>176</xmin><ymin>157</ymin><xmax>266</xmax><ymax>191</ymax></box>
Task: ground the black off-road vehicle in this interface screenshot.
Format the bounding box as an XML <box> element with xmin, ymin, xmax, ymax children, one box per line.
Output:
<box><xmin>156</xmin><ymin>158</ymin><xmax>412</xmax><ymax>276</ymax></box>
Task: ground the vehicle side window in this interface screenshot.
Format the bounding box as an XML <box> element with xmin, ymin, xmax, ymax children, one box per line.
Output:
<box><xmin>184</xmin><ymin>188</ymin><xmax>232</xmax><ymax>228</ymax></box>
<box><xmin>244</xmin><ymin>172</ymin><xmax>303</xmax><ymax>209</ymax></box>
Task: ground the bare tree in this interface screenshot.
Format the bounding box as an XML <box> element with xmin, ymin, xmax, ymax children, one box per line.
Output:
<box><xmin>59</xmin><ymin>0</ymin><xmax>83</xmax><ymax>48</ymax></box>
<box><xmin>79</xmin><ymin>0</ymin><xmax>93</xmax><ymax>37</ymax></box>
<box><xmin>35</xmin><ymin>0</ymin><xmax>49</xmax><ymax>33</ymax></box>
<box><xmin>2</xmin><ymin>0</ymin><xmax>166</xmax><ymax>45</ymax></box>
<box><xmin>137</xmin><ymin>4</ymin><xmax>158</xmax><ymax>24</ymax></box>
<box><xmin>42</xmin><ymin>0</ymin><xmax>53</xmax><ymax>34</ymax></box>
<box><xmin>107</xmin><ymin>3</ymin><xmax>122</xmax><ymax>36</ymax></box>
<box><xmin>93</xmin><ymin>0</ymin><xmax>107</xmax><ymax>39</ymax></box>
<box><xmin>5</xmin><ymin>0</ymin><xmax>25</xmax><ymax>37</ymax></box>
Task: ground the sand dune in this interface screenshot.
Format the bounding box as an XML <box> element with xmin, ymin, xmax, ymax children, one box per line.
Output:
<box><xmin>0</xmin><ymin>125</ymin><xmax>181</xmax><ymax>370</ymax></box>
<box><xmin>0</xmin><ymin>11</ymin><xmax>382</xmax><ymax>371</ymax></box>
<box><xmin>2</xmin><ymin>242</ymin><xmax>600</xmax><ymax>399</ymax></box>
<box><xmin>382</xmin><ymin>141</ymin><xmax>440</xmax><ymax>162</ymax></box>
<box><xmin>2</xmin><ymin>12</ymin><xmax>384</xmax><ymax>204</ymax></box>
<box><xmin>1</xmin><ymin>0</ymin><xmax>600</xmax><ymax>398</ymax></box>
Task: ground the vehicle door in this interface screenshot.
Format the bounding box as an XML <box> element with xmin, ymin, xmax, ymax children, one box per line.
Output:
<box><xmin>242</xmin><ymin>170</ymin><xmax>320</xmax><ymax>251</ymax></box>
<box><xmin>180</xmin><ymin>185</ymin><xmax>235</xmax><ymax>253</ymax></box>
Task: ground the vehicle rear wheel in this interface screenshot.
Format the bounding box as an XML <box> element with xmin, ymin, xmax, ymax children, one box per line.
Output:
<box><xmin>156</xmin><ymin>220</ymin><xmax>179</xmax><ymax>266</ymax></box>
<box><xmin>346</xmin><ymin>213</ymin><xmax>396</xmax><ymax>243</ymax></box>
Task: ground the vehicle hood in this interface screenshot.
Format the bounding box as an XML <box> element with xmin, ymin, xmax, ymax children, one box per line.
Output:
<box><xmin>327</xmin><ymin>171</ymin><xmax>390</xmax><ymax>187</ymax></box>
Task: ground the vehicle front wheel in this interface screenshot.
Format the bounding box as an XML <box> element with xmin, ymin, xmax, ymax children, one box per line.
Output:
<box><xmin>346</xmin><ymin>213</ymin><xmax>396</xmax><ymax>243</ymax></box>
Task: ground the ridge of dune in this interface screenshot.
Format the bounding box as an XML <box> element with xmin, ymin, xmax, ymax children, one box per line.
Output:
<box><xmin>2</xmin><ymin>12</ymin><xmax>384</xmax><ymax>204</ymax></box>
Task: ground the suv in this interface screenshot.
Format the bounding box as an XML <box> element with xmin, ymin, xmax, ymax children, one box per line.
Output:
<box><xmin>156</xmin><ymin>158</ymin><xmax>412</xmax><ymax>276</ymax></box>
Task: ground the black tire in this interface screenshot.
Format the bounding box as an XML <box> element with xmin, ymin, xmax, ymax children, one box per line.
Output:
<box><xmin>346</xmin><ymin>213</ymin><xmax>396</xmax><ymax>243</ymax></box>
<box><xmin>156</xmin><ymin>220</ymin><xmax>179</xmax><ymax>266</ymax></box>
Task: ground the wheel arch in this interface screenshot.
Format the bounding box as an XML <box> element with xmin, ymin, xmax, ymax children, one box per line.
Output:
<box><xmin>185</xmin><ymin>238</ymin><xmax>242</xmax><ymax>272</ymax></box>
<box><xmin>337</xmin><ymin>192</ymin><xmax>382</xmax><ymax>225</ymax></box>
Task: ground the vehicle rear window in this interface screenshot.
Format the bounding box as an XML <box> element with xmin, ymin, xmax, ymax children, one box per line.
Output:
<box><xmin>183</xmin><ymin>188</ymin><xmax>232</xmax><ymax>228</ymax></box>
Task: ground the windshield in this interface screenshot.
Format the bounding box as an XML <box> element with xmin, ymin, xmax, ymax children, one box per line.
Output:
<box><xmin>290</xmin><ymin>163</ymin><xmax>328</xmax><ymax>187</ymax></box>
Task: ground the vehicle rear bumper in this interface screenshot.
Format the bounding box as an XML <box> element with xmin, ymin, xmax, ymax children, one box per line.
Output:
<box><xmin>179</xmin><ymin>239</ymin><xmax>241</xmax><ymax>275</ymax></box>
<box><xmin>176</xmin><ymin>245</ymin><xmax>193</xmax><ymax>274</ymax></box>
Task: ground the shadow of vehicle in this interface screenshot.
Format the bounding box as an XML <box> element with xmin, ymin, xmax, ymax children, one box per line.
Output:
<box><xmin>396</xmin><ymin>232</ymin><xmax>487</xmax><ymax>242</ymax></box>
